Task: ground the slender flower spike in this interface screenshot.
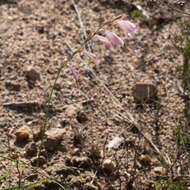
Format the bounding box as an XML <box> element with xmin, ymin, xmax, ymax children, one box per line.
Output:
<box><xmin>101</xmin><ymin>29</ymin><xmax>124</xmax><ymax>48</ymax></box>
<box><xmin>115</xmin><ymin>20</ymin><xmax>137</xmax><ymax>38</ymax></box>
<box><xmin>94</xmin><ymin>34</ymin><xmax>115</xmax><ymax>51</ymax></box>
<box><xmin>81</xmin><ymin>50</ymin><xmax>97</xmax><ymax>60</ymax></box>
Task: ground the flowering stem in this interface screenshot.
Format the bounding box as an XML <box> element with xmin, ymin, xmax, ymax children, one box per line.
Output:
<box><xmin>48</xmin><ymin>15</ymin><xmax>123</xmax><ymax>107</ymax></box>
<box><xmin>37</xmin><ymin>15</ymin><xmax>123</xmax><ymax>166</ymax></box>
<box><xmin>47</xmin><ymin>52</ymin><xmax>78</xmax><ymax>107</ymax></box>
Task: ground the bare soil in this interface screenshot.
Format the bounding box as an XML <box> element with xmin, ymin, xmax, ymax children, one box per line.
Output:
<box><xmin>0</xmin><ymin>0</ymin><xmax>190</xmax><ymax>189</ymax></box>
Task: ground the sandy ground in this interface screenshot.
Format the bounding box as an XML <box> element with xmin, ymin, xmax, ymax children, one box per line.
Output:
<box><xmin>0</xmin><ymin>0</ymin><xmax>190</xmax><ymax>189</ymax></box>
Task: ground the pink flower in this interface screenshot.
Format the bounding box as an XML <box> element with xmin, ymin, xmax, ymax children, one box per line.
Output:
<box><xmin>67</xmin><ymin>64</ymin><xmax>78</xmax><ymax>82</ymax></box>
<box><xmin>94</xmin><ymin>34</ymin><xmax>115</xmax><ymax>51</ymax></box>
<box><xmin>116</xmin><ymin>20</ymin><xmax>137</xmax><ymax>38</ymax></box>
<box><xmin>81</xmin><ymin>50</ymin><xmax>97</xmax><ymax>60</ymax></box>
<box><xmin>100</xmin><ymin>29</ymin><xmax>124</xmax><ymax>47</ymax></box>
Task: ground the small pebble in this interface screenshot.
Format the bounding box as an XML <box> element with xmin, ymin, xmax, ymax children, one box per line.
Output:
<box><xmin>103</xmin><ymin>159</ymin><xmax>116</xmax><ymax>172</ymax></box>
<box><xmin>139</xmin><ymin>154</ymin><xmax>152</xmax><ymax>166</ymax></box>
<box><xmin>44</xmin><ymin>128</ymin><xmax>66</xmax><ymax>151</ymax></box>
<box><xmin>154</xmin><ymin>166</ymin><xmax>166</xmax><ymax>175</ymax></box>
<box><xmin>15</xmin><ymin>126</ymin><xmax>31</xmax><ymax>141</ymax></box>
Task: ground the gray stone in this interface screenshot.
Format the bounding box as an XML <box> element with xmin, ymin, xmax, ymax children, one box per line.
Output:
<box><xmin>44</xmin><ymin>128</ymin><xmax>66</xmax><ymax>151</ymax></box>
<box><xmin>132</xmin><ymin>83</ymin><xmax>157</xmax><ymax>102</ymax></box>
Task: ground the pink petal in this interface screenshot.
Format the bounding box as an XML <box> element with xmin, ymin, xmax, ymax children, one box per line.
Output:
<box><xmin>81</xmin><ymin>50</ymin><xmax>97</xmax><ymax>60</ymax></box>
<box><xmin>116</xmin><ymin>20</ymin><xmax>137</xmax><ymax>38</ymax></box>
<box><xmin>94</xmin><ymin>35</ymin><xmax>115</xmax><ymax>51</ymax></box>
<box><xmin>67</xmin><ymin>64</ymin><xmax>78</xmax><ymax>82</ymax></box>
<box><xmin>101</xmin><ymin>29</ymin><xmax>124</xmax><ymax>47</ymax></box>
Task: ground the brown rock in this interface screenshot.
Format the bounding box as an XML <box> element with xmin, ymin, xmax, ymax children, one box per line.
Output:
<box><xmin>103</xmin><ymin>159</ymin><xmax>116</xmax><ymax>172</ymax></box>
<box><xmin>139</xmin><ymin>154</ymin><xmax>152</xmax><ymax>166</ymax></box>
<box><xmin>44</xmin><ymin>128</ymin><xmax>66</xmax><ymax>151</ymax></box>
<box><xmin>25</xmin><ymin>66</ymin><xmax>40</xmax><ymax>81</ymax></box>
<box><xmin>15</xmin><ymin>127</ymin><xmax>31</xmax><ymax>141</ymax></box>
<box><xmin>132</xmin><ymin>83</ymin><xmax>157</xmax><ymax>102</ymax></box>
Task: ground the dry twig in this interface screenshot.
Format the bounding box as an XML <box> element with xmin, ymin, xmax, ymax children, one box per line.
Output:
<box><xmin>1</xmin><ymin>101</ymin><xmax>40</xmax><ymax>107</ymax></box>
<box><xmin>72</xmin><ymin>0</ymin><xmax>92</xmax><ymax>51</ymax></box>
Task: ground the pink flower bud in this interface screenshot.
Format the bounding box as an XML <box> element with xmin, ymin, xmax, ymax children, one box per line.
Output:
<box><xmin>67</xmin><ymin>64</ymin><xmax>77</xmax><ymax>82</ymax></box>
<box><xmin>81</xmin><ymin>50</ymin><xmax>97</xmax><ymax>60</ymax></box>
<box><xmin>94</xmin><ymin>35</ymin><xmax>115</xmax><ymax>51</ymax></box>
<box><xmin>100</xmin><ymin>29</ymin><xmax>124</xmax><ymax>47</ymax></box>
<box><xmin>116</xmin><ymin>20</ymin><xmax>137</xmax><ymax>38</ymax></box>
